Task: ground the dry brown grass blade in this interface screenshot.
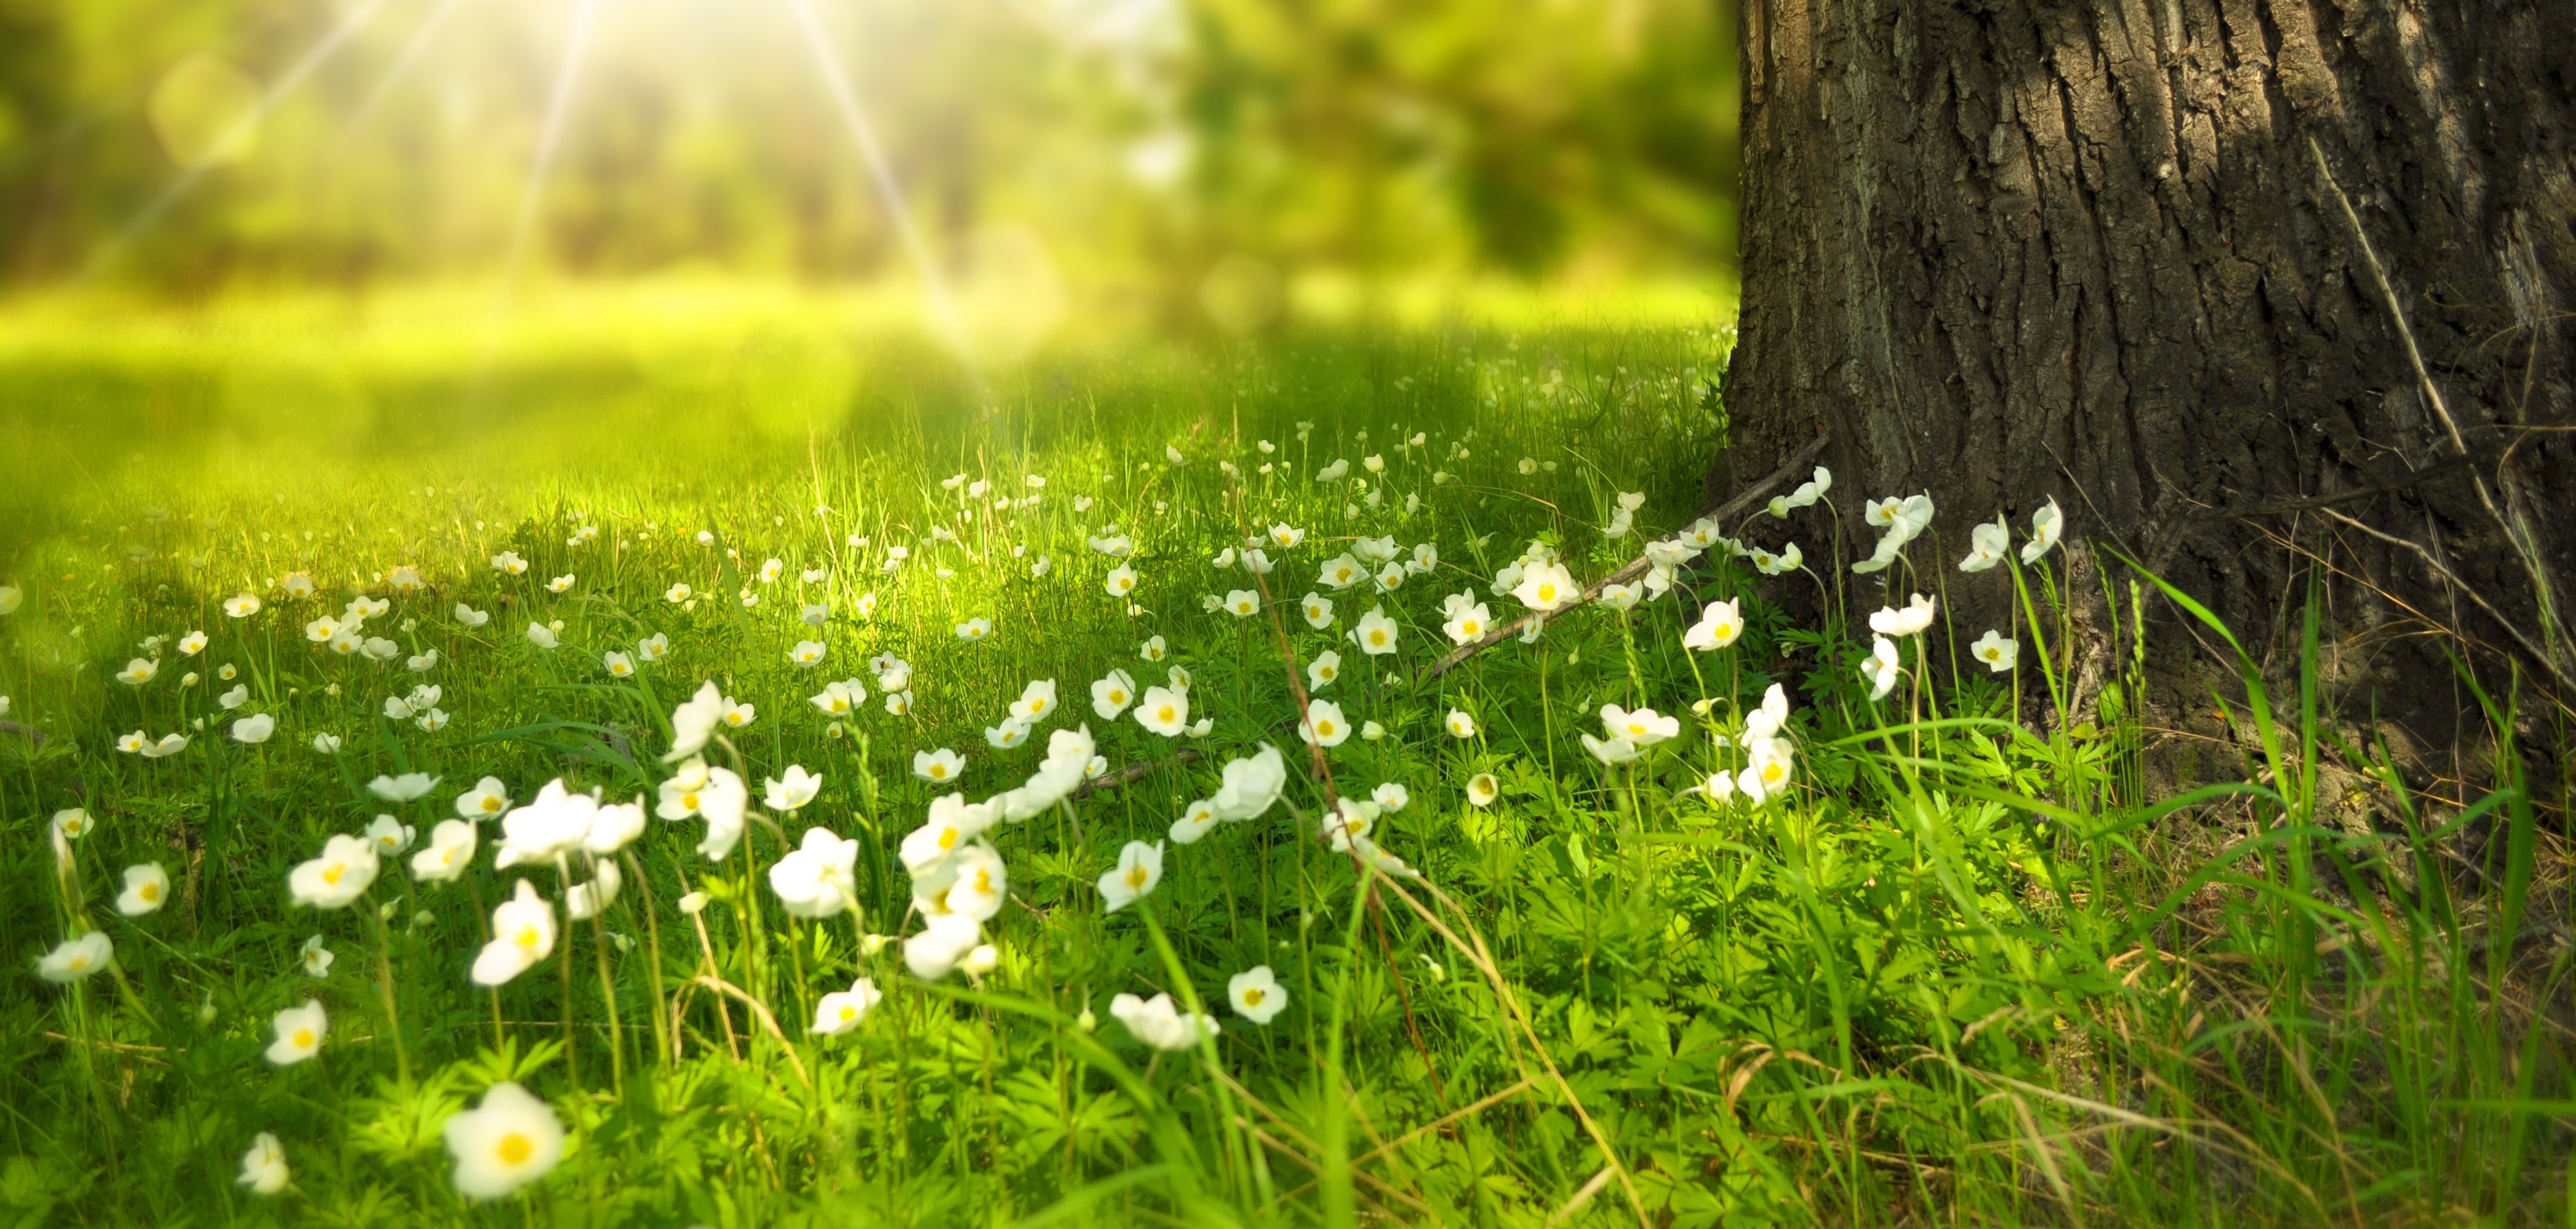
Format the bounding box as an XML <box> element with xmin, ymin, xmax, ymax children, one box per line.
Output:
<box><xmin>688</xmin><ymin>975</ymin><xmax>810</xmax><ymax>1089</ymax></box>
<box><xmin>1544</xmin><ymin>1165</ymin><xmax>1617</xmax><ymax>1228</ymax></box>
<box><xmin>1415</xmin><ymin>433</ymin><xmax>1829</xmax><ymax>685</ymax></box>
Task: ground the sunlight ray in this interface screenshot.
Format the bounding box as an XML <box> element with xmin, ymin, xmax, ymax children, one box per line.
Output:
<box><xmin>781</xmin><ymin>0</ymin><xmax>974</xmax><ymax>371</ymax></box>
<box><xmin>479</xmin><ymin>0</ymin><xmax>608</xmax><ymax>375</ymax></box>
<box><xmin>80</xmin><ymin>0</ymin><xmax>401</xmax><ymax>278</ymax></box>
<box><xmin>335</xmin><ymin>0</ymin><xmax>469</xmax><ymax>142</ymax></box>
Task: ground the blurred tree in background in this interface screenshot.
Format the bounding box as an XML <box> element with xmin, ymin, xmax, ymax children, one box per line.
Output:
<box><xmin>0</xmin><ymin>0</ymin><xmax>1737</xmax><ymax>311</ymax></box>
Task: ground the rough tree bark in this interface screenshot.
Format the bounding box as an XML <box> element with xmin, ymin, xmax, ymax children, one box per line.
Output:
<box><xmin>1719</xmin><ymin>0</ymin><xmax>2576</xmax><ymax>716</ymax></box>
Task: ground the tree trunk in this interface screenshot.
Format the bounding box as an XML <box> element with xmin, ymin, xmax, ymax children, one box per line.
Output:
<box><xmin>1720</xmin><ymin>0</ymin><xmax>2576</xmax><ymax>710</ymax></box>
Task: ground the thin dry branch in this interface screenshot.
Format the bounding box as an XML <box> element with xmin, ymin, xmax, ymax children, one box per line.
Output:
<box><xmin>1416</xmin><ymin>433</ymin><xmax>1831</xmax><ymax>684</ymax></box>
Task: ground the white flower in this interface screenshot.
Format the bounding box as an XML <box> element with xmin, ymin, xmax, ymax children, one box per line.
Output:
<box><xmin>809</xmin><ymin>681</ymin><xmax>858</xmax><ymax>718</ymax></box>
<box><xmin>1510</xmin><ymin>560</ymin><xmax>1578</xmax><ymax>612</ymax></box>
<box><xmin>1580</xmin><ymin>733</ymin><xmax>1640</xmax><ymax>764</ymax></box>
<box><xmin>1971</xmin><ymin>630</ymin><xmax>2019</xmax><ymax>672</ymax></box>
<box><xmin>413</xmin><ymin>820</ymin><xmax>478</xmax><ymax>881</ymax></box>
<box><xmin>493</xmin><ymin>779</ymin><xmax>599</xmax><ymax>868</ymax></box>
<box><xmin>1133</xmin><ymin>686</ymin><xmax>1189</xmax><ymax>737</ymax></box>
<box><xmin>956</xmin><ymin>618</ymin><xmax>994</xmax><ymax>642</ymax></box>
<box><xmin>1360</xmin><ymin>720</ymin><xmax>1386</xmax><ymax>741</ymax></box>
<box><xmin>492</xmin><ymin>551</ymin><xmax>527</xmax><ymax>575</ymax></box>
<box><xmin>800</xmin><ymin>603</ymin><xmax>829</xmax><ymax>628</ymax></box>
<box><xmin>1600</xmin><ymin>705</ymin><xmax>1679</xmax><ymax>745</ymax></box>
<box><xmin>722</xmin><ymin>699</ymin><xmax>756</xmax><ymax>729</ymax></box>
<box><xmin>288</xmin><ymin>835</ymin><xmax>380</xmax><ymax>909</ymax></box>
<box><xmin>1228</xmin><ymin>966</ymin><xmax>1288</xmax><ymax>1024</ymax></box>
<box><xmin>788</xmin><ymin>640</ymin><xmax>827</xmax><ymax>669</ymax></box>
<box><xmin>524</xmin><ymin>623</ymin><xmax>557</xmax><ymax>650</ymax></box>
<box><xmin>1739</xmin><ymin>737</ymin><xmax>1796</xmax><ymax>803</ymax></box>
<box><xmin>407</xmin><ymin>649</ymin><xmax>440</xmax><ymax>672</ymax></box>
<box><xmin>1371</xmin><ymin>782</ymin><xmax>1410</xmax><ymax>812</ymax></box>
<box><xmin>913</xmin><ymin>747</ymin><xmax>966</xmax><ymax>783</ymax></box>
<box><xmin>311</xmin><ymin>733</ymin><xmax>342</xmax><ymax>754</ymax></box>
<box><xmin>1290</xmin><ymin>653</ymin><xmax>1340</xmax><ymax>697</ymax></box>
<box><xmin>114</xmin><ymin>657</ymin><xmax>157</xmax><ymax>686</ymax></box>
<box><xmin>1353</xmin><ymin>605</ymin><xmax>1399</xmax><ymax>655</ymax></box>
<box><xmin>812</xmin><ymin>978</ymin><xmax>884</xmax><ymax>1036</ymax></box>
<box><xmin>547</xmin><ymin>574</ymin><xmax>576</xmax><ymax>594</ymax></box>
<box><xmin>1010</xmin><ymin>679</ymin><xmax>1059</xmax><ymax>723</ymax></box>
<box><xmin>50</xmin><ymin>807</ymin><xmax>91</xmax><ymax>841</ymax></box>
<box><xmin>231</xmin><ymin>712</ymin><xmax>275</xmax><ymax>744</ymax></box>
<box><xmin>986</xmin><ymin>719</ymin><xmax>1032</xmax><ymax>749</ymax></box>
<box><xmin>2022</xmin><ymin>498</ymin><xmax>2065</xmax><ymax>564</ymax></box>
<box><xmin>1959</xmin><ymin>517</ymin><xmax>2010</xmax><ymax>572</ymax></box>
<box><xmin>1139</xmin><ymin>635</ymin><xmax>1168</xmax><ymax>662</ymax></box>
<box><xmin>764</xmin><ymin>765</ymin><xmax>823</xmax><ymax>811</ymax></box>
<box><xmin>1317</xmin><ymin>553</ymin><xmax>1364</xmax><ymax>591</ymax></box>
<box><xmin>1110</xmin><ymin>991</ymin><xmax>1217</xmax><ymax>1051</ymax></box>
<box><xmin>1466</xmin><ymin>773</ymin><xmax>1500</xmax><ymax>807</ymax></box>
<box><xmin>1440</xmin><ymin>599</ymin><xmax>1493</xmax><ymax>645</ymax></box>
<box><xmin>600</xmin><ymin>651</ymin><xmax>634</xmax><ymax>679</ymax></box>
<box><xmin>1682</xmin><ymin>599</ymin><xmax>1743</xmax><ymax>651</ymax></box>
<box><xmin>1445</xmin><ymin>709</ymin><xmax>1477</xmax><ymax>739</ymax></box>
<box><xmin>237</xmin><ymin>1133</ymin><xmax>288</xmax><ymax>1195</ymax></box>
<box><xmin>1745</xmin><ymin>682</ymin><xmax>1792</xmax><ymax>743</ymax></box>
<box><xmin>98</xmin><ymin>863</ymin><xmax>168</xmax><ymax>922</ymax></box>
<box><xmin>663</xmin><ymin>582</ymin><xmax>692</xmax><ymax>604</ymax></box>
<box><xmin>1861</xmin><ymin>637</ymin><xmax>1903</xmax><ymax>701</ymax></box>
<box><xmin>455</xmin><ymin>603</ymin><xmax>490</xmax><ymax>627</ymax></box>
<box><xmin>443</xmin><ymin>1082</ymin><xmax>564</xmax><ymax>1200</ymax></box>
<box><xmin>37</xmin><ymin>932</ymin><xmax>112</xmax><ymax>982</ymax></box>
<box><xmin>904</xmin><ymin>912</ymin><xmax>984</xmax><ymax>981</ymax></box>
<box><xmin>638</xmin><ymin>633</ymin><xmax>670</xmax><ymax>662</ymax></box>
<box><xmin>1103</xmin><ymin>564</ymin><xmax>1140</xmax><ymax>598</ymax></box>
<box><xmin>1868</xmin><ymin>592</ymin><xmax>1937</xmax><ymax>638</ymax></box>
<box><xmin>365</xmin><ymin>813</ymin><xmax>416</xmax><ymax>856</ymax></box>
<box><xmin>1090</xmin><ymin>670</ymin><xmax>1137</xmax><ymax>720</ymax></box>
<box><xmin>140</xmin><ymin>732</ymin><xmax>190</xmax><ymax>759</ymax></box>
<box><xmin>769</xmin><ymin>827</ymin><xmax>860</xmax><ymax>918</ymax></box>
<box><xmin>265</xmin><ymin>999</ymin><xmax>327</xmax><ymax>1065</ymax></box>
<box><xmin>1299</xmin><ymin>699</ymin><xmax>1352</xmax><ymax>748</ymax></box>
<box><xmin>665</xmin><ymin>681</ymin><xmax>725</xmax><ymax>762</ymax></box>
<box><xmin>1168</xmin><ymin>798</ymin><xmax>1221</xmax><ymax>844</ymax></box>
<box><xmin>584</xmin><ymin>798</ymin><xmax>645</xmax><ymax>856</ymax></box>
<box><xmin>1097</xmin><ymin>840</ymin><xmax>1165</xmax><ymax>912</ymax></box>
<box><xmin>472</xmin><ymin>881</ymin><xmax>556</xmax><ymax>986</ymax></box>
<box><xmin>1209</xmin><ymin>745</ymin><xmax>1287</xmax><ymax>820</ymax></box>
<box><xmin>300</xmin><ymin>934</ymin><xmax>335</xmax><ymax>978</ymax></box>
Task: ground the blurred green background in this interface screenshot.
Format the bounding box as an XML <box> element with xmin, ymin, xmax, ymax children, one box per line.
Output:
<box><xmin>0</xmin><ymin>0</ymin><xmax>1738</xmax><ymax>319</ymax></box>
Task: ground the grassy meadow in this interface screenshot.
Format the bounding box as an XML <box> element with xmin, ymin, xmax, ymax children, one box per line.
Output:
<box><xmin>0</xmin><ymin>285</ymin><xmax>2563</xmax><ymax>1227</ymax></box>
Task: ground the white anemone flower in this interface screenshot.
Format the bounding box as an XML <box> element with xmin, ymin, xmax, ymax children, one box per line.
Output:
<box><xmin>472</xmin><ymin>881</ymin><xmax>557</xmax><ymax>986</ymax></box>
<box><xmin>1299</xmin><ymin>699</ymin><xmax>1352</xmax><ymax>748</ymax></box>
<box><xmin>1598</xmin><ymin>582</ymin><xmax>1641</xmax><ymax>610</ymax></box>
<box><xmin>237</xmin><ymin>1133</ymin><xmax>288</xmax><ymax>1195</ymax></box>
<box><xmin>986</xmin><ymin>720</ymin><xmax>1032</xmax><ymax>749</ymax></box>
<box><xmin>455</xmin><ymin>776</ymin><xmax>511</xmax><ymax>821</ymax></box>
<box><xmin>1209</xmin><ymin>745</ymin><xmax>1287</xmax><ymax>821</ymax></box>
<box><xmin>1306</xmin><ymin>649</ymin><xmax>1343</xmax><ymax>691</ymax></box>
<box><xmin>1133</xmin><ymin>686</ymin><xmax>1189</xmax><ymax>737</ymax></box>
<box><xmin>956</xmin><ymin>618</ymin><xmax>993</xmax><ymax>642</ymax></box>
<box><xmin>1010</xmin><ymin>679</ymin><xmax>1059</xmax><ymax>723</ymax></box>
<box><xmin>1222</xmin><ymin>589</ymin><xmax>1260</xmax><ymax>617</ymax></box>
<box><xmin>1354</xmin><ymin>606</ymin><xmax>1399</xmax><ymax>655</ymax></box>
<box><xmin>764</xmin><ymin>765</ymin><xmax>823</xmax><ymax>812</ymax></box>
<box><xmin>52</xmin><ymin>808</ymin><xmax>93</xmax><ymax>840</ymax></box>
<box><xmin>2022</xmin><ymin>498</ymin><xmax>2065</xmax><ymax>564</ymax></box>
<box><xmin>365</xmin><ymin>814</ymin><xmax>416</xmax><ymax>857</ymax></box>
<box><xmin>232</xmin><ymin>713</ymin><xmax>276</xmax><ymax>744</ymax></box>
<box><xmin>117</xmin><ymin>863</ymin><xmax>170</xmax><ymax>915</ymax></box>
<box><xmin>603</xmin><ymin>651</ymin><xmax>635</xmax><ymax>679</ymax></box>
<box><xmin>1103</xmin><ymin>564</ymin><xmax>1140</xmax><ymax>598</ymax></box>
<box><xmin>288</xmin><ymin>835</ymin><xmax>380</xmax><ymax>909</ymax></box>
<box><xmin>1861</xmin><ymin>637</ymin><xmax>1904</xmax><ymax>701</ymax></box>
<box><xmin>812</xmin><ymin>978</ymin><xmax>884</xmax><ymax>1036</ymax></box>
<box><xmin>455</xmin><ymin>603</ymin><xmax>490</xmax><ymax>627</ymax></box>
<box><xmin>1600</xmin><ymin>705</ymin><xmax>1680</xmax><ymax>746</ymax></box>
<box><xmin>1868</xmin><ymin>592</ymin><xmax>1937</xmax><ymax>637</ymax></box>
<box><xmin>178</xmin><ymin>630</ymin><xmax>208</xmax><ymax>655</ymax></box>
<box><xmin>1228</xmin><ymin>966</ymin><xmax>1288</xmax><ymax>1024</ymax></box>
<box><xmin>1111</xmin><ymin>992</ymin><xmax>1219</xmax><ymax>1051</ymax></box>
<box><xmin>722</xmin><ymin>699</ymin><xmax>756</xmax><ymax>729</ymax></box>
<box><xmin>225</xmin><ymin>593</ymin><xmax>265</xmax><ymax>618</ymax></box>
<box><xmin>1139</xmin><ymin>635</ymin><xmax>1168</xmax><ymax>662</ymax></box>
<box><xmin>665</xmin><ymin>681</ymin><xmax>725</xmax><ymax>762</ymax></box>
<box><xmin>1959</xmin><ymin>517</ymin><xmax>2010</xmax><ymax>572</ymax></box>
<box><xmin>913</xmin><ymin>747</ymin><xmax>966</xmax><ymax>783</ymax></box>
<box><xmin>443</xmin><ymin>1082</ymin><xmax>564</xmax><ymax>1200</ymax></box>
<box><xmin>265</xmin><ymin>999</ymin><xmax>327</xmax><ymax>1066</ymax></box>
<box><xmin>1510</xmin><ymin>560</ymin><xmax>1578</xmax><ymax>613</ymax></box>
<box><xmin>219</xmin><ymin>683</ymin><xmax>249</xmax><ymax>710</ymax></box>
<box><xmin>1740</xmin><ymin>737</ymin><xmax>1797</xmax><ymax>803</ymax></box>
<box><xmin>1971</xmin><ymin>630</ymin><xmax>2019</xmax><ymax>672</ymax></box>
<box><xmin>1580</xmin><ymin>733</ymin><xmax>1641</xmax><ymax>764</ymax></box>
<box><xmin>140</xmin><ymin>732</ymin><xmax>191</xmax><ymax>759</ymax></box>
<box><xmin>413</xmin><ymin>820</ymin><xmax>478</xmax><ymax>881</ymax></box>
<box><xmin>115</xmin><ymin>657</ymin><xmax>158</xmax><ymax>686</ymax></box>
<box><xmin>37</xmin><ymin>932</ymin><xmax>113</xmax><ymax>983</ymax></box>
<box><xmin>524</xmin><ymin>623</ymin><xmax>557</xmax><ymax>650</ymax></box>
<box><xmin>311</xmin><ymin>733</ymin><xmax>342</xmax><ymax>754</ymax></box>
<box><xmin>1372</xmin><ymin>782</ymin><xmax>1410</xmax><ymax>812</ymax></box>
<box><xmin>1090</xmin><ymin>670</ymin><xmax>1137</xmax><ymax>720</ymax></box>
<box><xmin>1096</xmin><ymin>839</ymin><xmax>1165</xmax><ymax>912</ymax></box>
<box><xmin>637</xmin><ymin>632</ymin><xmax>669</xmax><ymax>662</ymax></box>
<box><xmin>1466</xmin><ymin>773</ymin><xmax>1500</xmax><ymax>807</ymax></box>
<box><xmin>768</xmin><ymin>828</ymin><xmax>860</xmax><ymax>918</ymax></box>
<box><xmin>1441</xmin><ymin>599</ymin><xmax>1493</xmax><ymax>645</ymax></box>
<box><xmin>904</xmin><ymin>911</ymin><xmax>984</xmax><ymax>981</ymax></box>
<box><xmin>1445</xmin><ymin>709</ymin><xmax>1478</xmax><ymax>739</ymax></box>
<box><xmin>299</xmin><ymin>934</ymin><xmax>334</xmax><ymax>978</ymax></box>
<box><xmin>1682</xmin><ymin>599</ymin><xmax>1743</xmax><ymax>651</ymax></box>
<box><xmin>492</xmin><ymin>779</ymin><xmax>598</xmax><ymax>868</ymax></box>
<box><xmin>1168</xmin><ymin>798</ymin><xmax>1221</xmax><ymax>845</ymax></box>
<box><xmin>788</xmin><ymin>640</ymin><xmax>827</xmax><ymax>669</ymax></box>
<box><xmin>809</xmin><ymin>682</ymin><xmax>858</xmax><ymax>718</ymax></box>
<box><xmin>664</xmin><ymin>583</ymin><xmax>692</xmax><ymax>604</ymax></box>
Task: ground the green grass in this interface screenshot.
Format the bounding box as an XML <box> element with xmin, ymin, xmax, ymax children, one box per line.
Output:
<box><xmin>0</xmin><ymin>285</ymin><xmax>2565</xmax><ymax>1227</ymax></box>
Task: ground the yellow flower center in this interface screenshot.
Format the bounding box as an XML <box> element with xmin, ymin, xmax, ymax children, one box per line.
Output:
<box><xmin>498</xmin><ymin>1133</ymin><xmax>533</xmax><ymax>1165</ymax></box>
<box><xmin>292</xmin><ymin>1029</ymin><xmax>314</xmax><ymax>1048</ymax></box>
<box><xmin>1125</xmin><ymin>866</ymin><xmax>1148</xmax><ymax>888</ymax></box>
<box><xmin>1157</xmin><ymin>706</ymin><xmax>1176</xmax><ymax>723</ymax></box>
<box><xmin>681</xmin><ymin>792</ymin><xmax>700</xmax><ymax>810</ymax></box>
<box><xmin>515</xmin><ymin>925</ymin><xmax>542</xmax><ymax>949</ymax></box>
<box><xmin>938</xmin><ymin>827</ymin><xmax>959</xmax><ymax>851</ymax></box>
<box><xmin>1243</xmin><ymin>988</ymin><xmax>1265</xmax><ymax>1005</ymax></box>
<box><xmin>1369</xmin><ymin>631</ymin><xmax>1386</xmax><ymax>645</ymax></box>
<box><xmin>1316</xmin><ymin>721</ymin><xmax>1336</xmax><ymax>737</ymax></box>
<box><xmin>972</xmin><ymin>868</ymin><xmax>992</xmax><ymax>893</ymax></box>
<box><xmin>483</xmin><ymin>797</ymin><xmax>504</xmax><ymax>812</ymax></box>
<box><xmin>140</xmin><ymin>883</ymin><xmax>160</xmax><ymax>902</ymax></box>
<box><xmin>1537</xmin><ymin>584</ymin><xmax>1558</xmax><ymax>603</ymax></box>
<box><xmin>68</xmin><ymin>956</ymin><xmax>90</xmax><ymax>971</ymax></box>
<box><xmin>1110</xmin><ymin>690</ymin><xmax>1126</xmax><ymax>704</ymax></box>
<box><xmin>1462</xmin><ymin>621</ymin><xmax>1479</xmax><ymax>636</ymax></box>
<box><xmin>1764</xmin><ymin>764</ymin><xmax>1784</xmax><ymax>783</ymax></box>
<box><xmin>840</xmin><ymin>1005</ymin><xmax>858</xmax><ymax>1021</ymax></box>
<box><xmin>321</xmin><ymin>864</ymin><xmax>345</xmax><ymax>885</ymax></box>
<box><xmin>930</xmin><ymin>764</ymin><xmax>947</xmax><ymax>779</ymax></box>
